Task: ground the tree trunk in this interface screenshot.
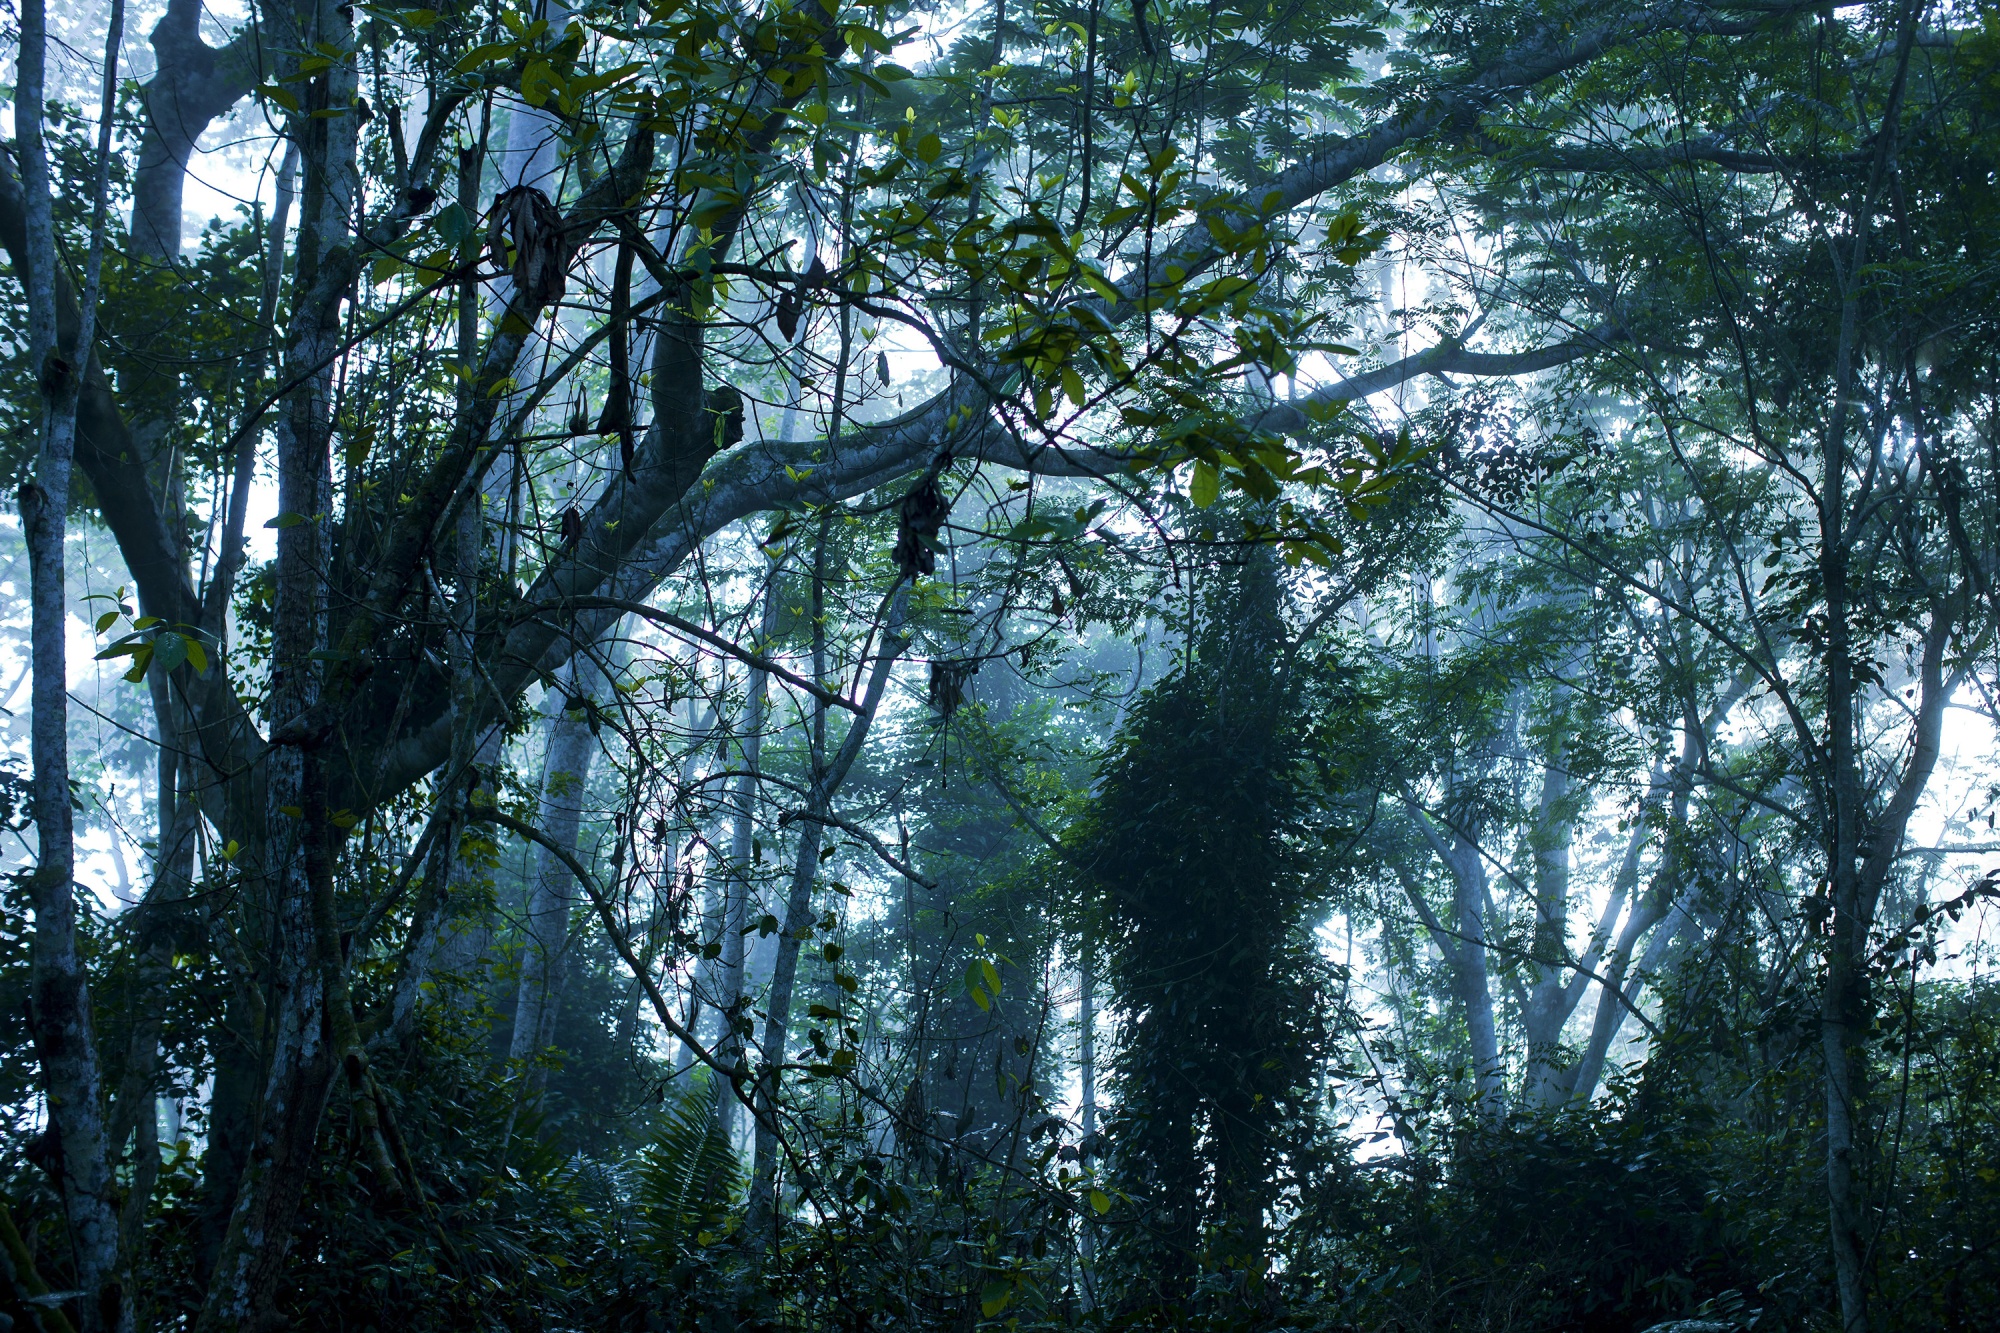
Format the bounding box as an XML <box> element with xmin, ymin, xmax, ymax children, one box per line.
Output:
<box><xmin>744</xmin><ymin>581</ymin><xmax>910</xmax><ymax>1247</ymax></box>
<box><xmin>717</xmin><ymin>562</ymin><xmax>785</xmax><ymax>1147</ymax></box>
<box><xmin>16</xmin><ymin>0</ymin><xmax>127</xmax><ymax>1322</ymax></box>
<box><xmin>1520</xmin><ymin>743</ymin><xmax>1582</xmax><ymax>1109</ymax></box>
<box><xmin>197</xmin><ymin>12</ymin><xmax>360</xmax><ymax>1323</ymax></box>
<box><xmin>509</xmin><ymin>636</ymin><xmax>623</xmax><ymax>1081</ymax></box>
<box><xmin>1407</xmin><ymin>805</ymin><xmax>1506</xmax><ymax>1121</ymax></box>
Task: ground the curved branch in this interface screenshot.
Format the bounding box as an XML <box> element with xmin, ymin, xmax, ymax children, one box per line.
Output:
<box><xmin>1253</xmin><ymin>321</ymin><xmax>1629</xmax><ymax>432</ymax></box>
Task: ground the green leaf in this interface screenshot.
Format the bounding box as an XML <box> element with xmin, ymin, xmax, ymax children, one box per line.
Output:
<box><xmin>153</xmin><ymin>633</ymin><xmax>187</xmax><ymax>676</ymax></box>
<box><xmin>1190</xmin><ymin>459</ymin><xmax>1220</xmax><ymax>508</ymax></box>
<box><xmin>452</xmin><ymin>40</ymin><xmax>518</xmax><ymax>74</ymax></box>
<box><xmin>431</xmin><ymin>201</ymin><xmax>474</xmax><ymax>245</ymax></box>
<box><xmin>266</xmin><ymin>512</ymin><xmax>309</xmax><ymax>529</ymax></box>
<box><xmin>94</xmin><ymin>610</ymin><xmax>118</xmax><ymax>633</ymax></box>
<box><xmin>1089</xmin><ymin>1188</ymin><xmax>1112</xmax><ymax>1214</ymax></box>
<box><xmin>980</xmin><ymin>1282</ymin><xmax>1013</xmax><ymax>1317</ymax></box>
<box><xmin>915</xmin><ymin>133</ymin><xmax>942</xmax><ymax>164</ymax></box>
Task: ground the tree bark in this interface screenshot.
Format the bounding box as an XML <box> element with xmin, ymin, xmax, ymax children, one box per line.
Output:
<box><xmin>16</xmin><ymin>0</ymin><xmax>128</xmax><ymax>1322</ymax></box>
<box><xmin>130</xmin><ymin>0</ymin><xmax>269</xmax><ymax>264</ymax></box>
<box><xmin>1521</xmin><ymin>753</ymin><xmax>1575</xmax><ymax>1108</ymax></box>
<box><xmin>508</xmin><ymin>635</ymin><xmax>624</xmax><ymax>1082</ymax></box>
<box><xmin>1407</xmin><ymin>804</ymin><xmax>1505</xmax><ymax>1121</ymax></box>
<box><xmin>744</xmin><ymin>581</ymin><xmax>910</xmax><ymax>1247</ymax></box>
<box><xmin>716</xmin><ymin>562</ymin><xmax>785</xmax><ymax>1147</ymax></box>
<box><xmin>196</xmin><ymin>10</ymin><xmax>360</xmax><ymax>1323</ymax></box>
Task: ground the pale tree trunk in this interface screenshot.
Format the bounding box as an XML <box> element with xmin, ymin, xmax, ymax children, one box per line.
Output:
<box><xmin>1520</xmin><ymin>754</ymin><xmax>1575</xmax><ymax>1108</ymax></box>
<box><xmin>669</xmin><ymin>690</ymin><xmax>720</xmax><ymax>1077</ymax></box>
<box><xmin>509</xmin><ymin>633</ymin><xmax>626</xmax><ymax>1080</ymax></box>
<box><xmin>1406</xmin><ymin>802</ymin><xmax>1505</xmax><ymax>1121</ymax></box>
<box><xmin>716</xmin><ymin>560</ymin><xmax>785</xmax><ymax>1147</ymax></box>
<box><xmin>197</xmin><ymin>8</ymin><xmax>361</xmax><ymax>1323</ymax></box>
<box><xmin>744</xmin><ymin>578</ymin><xmax>911</xmax><ymax>1248</ymax></box>
<box><xmin>130</xmin><ymin>0</ymin><xmax>269</xmax><ymax>265</ymax></box>
<box><xmin>17</xmin><ymin>0</ymin><xmax>129</xmax><ymax>1322</ymax></box>
<box><xmin>1567</xmin><ymin>747</ymin><xmax>1705</xmax><ymax>1105</ymax></box>
<box><xmin>1078</xmin><ymin>956</ymin><xmax>1097</xmax><ymax>1270</ymax></box>
<box><xmin>1565</xmin><ymin>680</ymin><xmax>1753</xmax><ymax>1104</ymax></box>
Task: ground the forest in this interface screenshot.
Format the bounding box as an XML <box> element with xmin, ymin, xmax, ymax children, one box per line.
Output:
<box><xmin>2</xmin><ymin>0</ymin><xmax>1999</xmax><ymax>1327</ymax></box>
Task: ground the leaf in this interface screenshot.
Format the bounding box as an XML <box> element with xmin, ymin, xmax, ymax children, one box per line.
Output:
<box><xmin>451</xmin><ymin>40</ymin><xmax>517</xmax><ymax>74</ymax></box>
<box><xmin>266</xmin><ymin>512</ymin><xmax>309</xmax><ymax>529</ymax></box>
<box><xmin>1190</xmin><ymin>459</ymin><xmax>1220</xmax><ymax>508</ymax></box>
<box><xmin>95</xmin><ymin>610</ymin><xmax>118</xmax><ymax>632</ymax></box>
<box><xmin>183</xmin><ymin>637</ymin><xmax>209</xmax><ymax>676</ymax></box>
<box><xmin>1089</xmin><ymin>1188</ymin><xmax>1112</xmax><ymax>1214</ymax></box>
<box><xmin>431</xmin><ymin>201</ymin><xmax>474</xmax><ymax>245</ymax></box>
<box><xmin>635</xmin><ymin>1070</ymin><xmax>743</xmax><ymax>1263</ymax></box>
<box><xmin>257</xmin><ymin>83</ymin><xmax>300</xmax><ymax>112</ymax></box>
<box><xmin>915</xmin><ymin>132</ymin><xmax>942</xmax><ymax>164</ymax></box>
<box><xmin>155</xmin><ymin>633</ymin><xmax>190</xmax><ymax>676</ymax></box>
<box><xmin>980</xmin><ymin>1282</ymin><xmax>1013</xmax><ymax>1317</ymax></box>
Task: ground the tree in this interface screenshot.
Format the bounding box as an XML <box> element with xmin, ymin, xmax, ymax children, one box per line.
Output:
<box><xmin>8</xmin><ymin>0</ymin><xmax>1998</xmax><ymax>1326</ymax></box>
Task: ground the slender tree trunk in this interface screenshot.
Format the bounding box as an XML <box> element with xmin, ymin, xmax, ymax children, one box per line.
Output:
<box><xmin>744</xmin><ymin>579</ymin><xmax>911</xmax><ymax>1247</ymax></box>
<box><xmin>509</xmin><ymin>635</ymin><xmax>624</xmax><ymax>1081</ymax></box>
<box><xmin>717</xmin><ymin>562</ymin><xmax>785</xmax><ymax>1147</ymax></box>
<box><xmin>1521</xmin><ymin>750</ymin><xmax>1577</xmax><ymax>1109</ymax></box>
<box><xmin>1569</xmin><ymin>794</ymin><xmax>1692</xmax><ymax>1104</ymax></box>
<box><xmin>1078</xmin><ymin>957</ymin><xmax>1097</xmax><ymax>1269</ymax></box>
<box><xmin>17</xmin><ymin>0</ymin><xmax>128</xmax><ymax>1322</ymax></box>
<box><xmin>1409</xmin><ymin>808</ymin><xmax>1505</xmax><ymax>1122</ymax></box>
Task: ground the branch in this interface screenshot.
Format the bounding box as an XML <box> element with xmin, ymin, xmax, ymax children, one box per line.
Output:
<box><xmin>1078</xmin><ymin>0</ymin><xmax>1822</xmax><ymax>328</ymax></box>
<box><xmin>526</xmin><ymin>595</ymin><xmax>860</xmax><ymax>713</ymax></box>
<box><xmin>783</xmin><ymin>810</ymin><xmax>939</xmax><ymax>889</ymax></box>
<box><xmin>470</xmin><ymin>805</ymin><xmax>740</xmax><ymax>1084</ymax></box>
<box><xmin>1253</xmin><ymin>321</ymin><xmax>1628</xmax><ymax>432</ymax></box>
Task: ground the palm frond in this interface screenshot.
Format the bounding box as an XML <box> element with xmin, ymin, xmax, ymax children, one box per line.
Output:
<box><xmin>634</xmin><ymin>1068</ymin><xmax>744</xmax><ymax>1262</ymax></box>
